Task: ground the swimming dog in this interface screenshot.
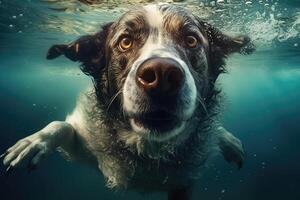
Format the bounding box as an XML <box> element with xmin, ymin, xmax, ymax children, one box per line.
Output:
<box><xmin>1</xmin><ymin>4</ymin><xmax>254</xmax><ymax>200</ymax></box>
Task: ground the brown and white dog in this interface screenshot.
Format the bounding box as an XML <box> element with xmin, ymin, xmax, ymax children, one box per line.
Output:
<box><xmin>1</xmin><ymin>4</ymin><xmax>254</xmax><ymax>200</ymax></box>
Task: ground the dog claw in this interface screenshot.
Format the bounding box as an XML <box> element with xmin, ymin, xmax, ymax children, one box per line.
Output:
<box><xmin>0</xmin><ymin>151</ymin><xmax>8</xmax><ymax>159</ymax></box>
<box><xmin>5</xmin><ymin>165</ymin><xmax>14</xmax><ymax>175</ymax></box>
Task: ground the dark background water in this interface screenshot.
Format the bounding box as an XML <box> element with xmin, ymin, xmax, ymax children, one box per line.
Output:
<box><xmin>0</xmin><ymin>0</ymin><xmax>300</xmax><ymax>200</ymax></box>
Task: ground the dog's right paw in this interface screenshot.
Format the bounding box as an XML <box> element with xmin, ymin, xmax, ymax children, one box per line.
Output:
<box><xmin>1</xmin><ymin>133</ymin><xmax>53</xmax><ymax>173</ymax></box>
<box><xmin>217</xmin><ymin>127</ymin><xmax>245</xmax><ymax>169</ymax></box>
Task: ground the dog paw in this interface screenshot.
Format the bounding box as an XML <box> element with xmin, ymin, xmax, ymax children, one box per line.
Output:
<box><xmin>217</xmin><ymin>128</ymin><xmax>245</xmax><ymax>169</ymax></box>
<box><xmin>1</xmin><ymin>133</ymin><xmax>53</xmax><ymax>173</ymax></box>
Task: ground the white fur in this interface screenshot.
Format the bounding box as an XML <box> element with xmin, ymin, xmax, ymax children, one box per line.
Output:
<box><xmin>144</xmin><ymin>5</ymin><xmax>164</xmax><ymax>33</ymax></box>
<box><xmin>130</xmin><ymin>119</ymin><xmax>186</xmax><ymax>142</ymax></box>
<box><xmin>122</xmin><ymin>6</ymin><xmax>197</xmax><ymax>141</ymax></box>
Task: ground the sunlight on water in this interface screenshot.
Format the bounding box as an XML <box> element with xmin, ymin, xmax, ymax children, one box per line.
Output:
<box><xmin>0</xmin><ymin>0</ymin><xmax>299</xmax><ymax>54</ymax></box>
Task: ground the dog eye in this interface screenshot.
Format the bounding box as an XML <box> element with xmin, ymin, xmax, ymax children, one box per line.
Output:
<box><xmin>119</xmin><ymin>37</ymin><xmax>133</xmax><ymax>51</ymax></box>
<box><xmin>185</xmin><ymin>35</ymin><xmax>198</xmax><ymax>48</ymax></box>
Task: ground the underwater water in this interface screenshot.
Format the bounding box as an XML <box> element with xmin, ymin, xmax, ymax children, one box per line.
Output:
<box><xmin>0</xmin><ymin>0</ymin><xmax>299</xmax><ymax>199</ymax></box>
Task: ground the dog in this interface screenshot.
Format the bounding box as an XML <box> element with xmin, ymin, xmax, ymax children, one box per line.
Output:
<box><xmin>1</xmin><ymin>4</ymin><xmax>254</xmax><ymax>200</ymax></box>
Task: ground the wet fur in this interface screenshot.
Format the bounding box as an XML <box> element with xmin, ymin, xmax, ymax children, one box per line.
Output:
<box><xmin>55</xmin><ymin>5</ymin><xmax>252</xmax><ymax>190</ymax></box>
<box><xmin>64</xmin><ymin>88</ymin><xmax>220</xmax><ymax>190</ymax></box>
<box><xmin>3</xmin><ymin>4</ymin><xmax>254</xmax><ymax>198</ymax></box>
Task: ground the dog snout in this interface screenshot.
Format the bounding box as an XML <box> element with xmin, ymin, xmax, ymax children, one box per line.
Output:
<box><xmin>136</xmin><ymin>58</ymin><xmax>184</xmax><ymax>97</ymax></box>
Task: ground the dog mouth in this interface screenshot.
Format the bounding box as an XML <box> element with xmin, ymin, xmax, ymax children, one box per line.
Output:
<box><xmin>130</xmin><ymin>110</ymin><xmax>180</xmax><ymax>133</ymax></box>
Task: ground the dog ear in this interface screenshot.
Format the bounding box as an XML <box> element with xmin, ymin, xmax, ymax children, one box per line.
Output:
<box><xmin>46</xmin><ymin>35</ymin><xmax>100</xmax><ymax>62</ymax></box>
<box><xmin>202</xmin><ymin>22</ymin><xmax>255</xmax><ymax>56</ymax></box>
<box><xmin>197</xmin><ymin>19</ymin><xmax>256</xmax><ymax>93</ymax></box>
<box><xmin>46</xmin><ymin>22</ymin><xmax>113</xmax><ymax>77</ymax></box>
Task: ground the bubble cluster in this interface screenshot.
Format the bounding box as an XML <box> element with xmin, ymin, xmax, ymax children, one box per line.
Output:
<box><xmin>0</xmin><ymin>0</ymin><xmax>299</xmax><ymax>49</ymax></box>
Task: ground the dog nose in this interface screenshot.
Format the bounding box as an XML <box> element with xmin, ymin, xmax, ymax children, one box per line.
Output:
<box><xmin>136</xmin><ymin>58</ymin><xmax>184</xmax><ymax>96</ymax></box>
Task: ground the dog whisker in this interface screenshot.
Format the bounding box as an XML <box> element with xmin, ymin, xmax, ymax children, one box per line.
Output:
<box><xmin>106</xmin><ymin>89</ymin><xmax>123</xmax><ymax>114</ymax></box>
<box><xmin>197</xmin><ymin>95</ymin><xmax>208</xmax><ymax>116</ymax></box>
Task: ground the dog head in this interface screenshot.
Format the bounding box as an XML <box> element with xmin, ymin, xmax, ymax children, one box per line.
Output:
<box><xmin>47</xmin><ymin>5</ymin><xmax>254</xmax><ymax>142</ymax></box>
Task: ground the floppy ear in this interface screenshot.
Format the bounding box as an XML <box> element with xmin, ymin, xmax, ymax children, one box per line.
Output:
<box><xmin>197</xmin><ymin>20</ymin><xmax>255</xmax><ymax>101</ymax></box>
<box><xmin>46</xmin><ymin>35</ymin><xmax>100</xmax><ymax>62</ymax></box>
<box><xmin>202</xmin><ymin>22</ymin><xmax>255</xmax><ymax>56</ymax></box>
<box><xmin>46</xmin><ymin>22</ymin><xmax>113</xmax><ymax>78</ymax></box>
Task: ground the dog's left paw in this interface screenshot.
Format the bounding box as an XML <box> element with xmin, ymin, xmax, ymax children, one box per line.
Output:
<box><xmin>1</xmin><ymin>133</ymin><xmax>53</xmax><ymax>174</ymax></box>
<box><xmin>217</xmin><ymin>127</ymin><xmax>245</xmax><ymax>169</ymax></box>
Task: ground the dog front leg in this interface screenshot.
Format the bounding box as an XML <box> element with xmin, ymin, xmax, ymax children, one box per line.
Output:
<box><xmin>1</xmin><ymin>121</ymin><xmax>83</xmax><ymax>172</ymax></box>
<box><xmin>217</xmin><ymin>127</ymin><xmax>245</xmax><ymax>169</ymax></box>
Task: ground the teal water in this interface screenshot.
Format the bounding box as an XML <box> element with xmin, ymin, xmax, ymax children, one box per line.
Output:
<box><xmin>0</xmin><ymin>0</ymin><xmax>300</xmax><ymax>200</ymax></box>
